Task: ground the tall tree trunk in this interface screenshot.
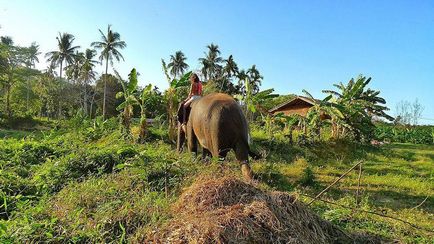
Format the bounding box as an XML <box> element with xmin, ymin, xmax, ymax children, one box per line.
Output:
<box><xmin>6</xmin><ymin>83</ymin><xmax>11</xmax><ymax>118</ymax></box>
<box><xmin>26</xmin><ymin>77</ymin><xmax>30</xmax><ymax>111</ymax></box>
<box><xmin>58</xmin><ymin>61</ymin><xmax>63</xmax><ymax>119</ymax></box>
<box><xmin>59</xmin><ymin>61</ymin><xmax>63</xmax><ymax>80</ymax></box>
<box><xmin>103</xmin><ymin>56</ymin><xmax>109</xmax><ymax>120</ymax></box>
<box><xmin>83</xmin><ymin>82</ymin><xmax>88</xmax><ymax>116</ymax></box>
<box><xmin>90</xmin><ymin>102</ymin><xmax>93</xmax><ymax>119</ymax></box>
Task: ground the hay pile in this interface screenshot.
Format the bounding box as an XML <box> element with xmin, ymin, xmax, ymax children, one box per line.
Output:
<box><xmin>147</xmin><ymin>175</ymin><xmax>355</xmax><ymax>243</ymax></box>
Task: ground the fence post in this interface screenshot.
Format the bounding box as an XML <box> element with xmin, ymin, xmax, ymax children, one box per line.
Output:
<box><xmin>356</xmin><ymin>162</ymin><xmax>363</xmax><ymax>206</ymax></box>
<box><xmin>307</xmin><ymin>160</ymin><xmax>363</xmax><ymax>206</ymax></box>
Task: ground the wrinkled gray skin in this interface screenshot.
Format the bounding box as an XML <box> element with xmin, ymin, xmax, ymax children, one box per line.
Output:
<box><xmin>177</xmin><ymin>93</ymin><xmax>256</xmax><ymax>180</ymax></box>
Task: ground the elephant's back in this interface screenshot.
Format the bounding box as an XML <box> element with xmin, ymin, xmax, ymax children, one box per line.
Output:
<box><xmin>195</xmin><ymin>93</ymin><xmax>245</xmax><ymax>123</ymax></box>
<box><xmin>192</xmin><ymin>93</ymin><xmax>248</xmax><ymax>151</ymax></box>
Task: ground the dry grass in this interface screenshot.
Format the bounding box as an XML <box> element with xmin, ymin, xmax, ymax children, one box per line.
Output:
<box><xmin>144</xmin><ymin>174</ymin><xmax>361</xmax><ymax>244</ymax></box>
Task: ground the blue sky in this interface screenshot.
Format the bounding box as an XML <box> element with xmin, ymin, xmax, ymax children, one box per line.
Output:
<box><xmin>1</xmin><ymin>0</ymin><xmax>433</xmax><ymax>123</ymax></box>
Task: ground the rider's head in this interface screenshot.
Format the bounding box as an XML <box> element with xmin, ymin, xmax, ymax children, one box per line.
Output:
<box><xmin>190</xmin><ymin>73</ymin><xmax>200</xmax><ymax>84</ymax></box>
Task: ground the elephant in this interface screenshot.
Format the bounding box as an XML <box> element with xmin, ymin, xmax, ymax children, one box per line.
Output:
<box><xmin>177</xmin><ymin>93</ymin><xmax>259</xmax><ymax>180</ymax></box>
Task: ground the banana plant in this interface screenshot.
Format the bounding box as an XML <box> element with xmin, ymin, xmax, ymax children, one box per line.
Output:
<box><xmin>137</xmin><ymin>84</ymin><xmax>153</xmax><ymax>143</ymax></box>
<box><xmin>162</xmin><ymin>59</ymin><xmax>191</xmax><ymax>142</ymax></box>
<box><xmin>116</xmin><ymin>68</ymin><xmax>139</xmax><ymax>139</ymax></box>
<box><xmin>322</xmin><ymin>75</ymin><xmax>392</xmax><ymax>141</ymax></box>
<box><xmin>303</xmin><ymin>89</ymin><xmax>344</xmax><ymax>140</ymax></box>
<box><xmin>235</xmin><ymin>77</ymin><xmax>278</xmax><ymax>121</ymax></box>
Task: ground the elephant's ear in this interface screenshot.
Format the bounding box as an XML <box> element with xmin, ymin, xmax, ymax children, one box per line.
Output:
<box><xmin>177</xmin><ymin>101</ymin><xmax>185</xmax><ymax>124</ymax></box>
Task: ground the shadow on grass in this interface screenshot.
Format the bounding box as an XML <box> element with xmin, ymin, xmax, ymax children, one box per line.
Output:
<box><xmin>385</xmin><ymin>143</ymin><xmax>434</xmax><ymax>151</ymax></box>
<box><xmin>0</xmin><ymin>129</ymin><xmax>43</xmax><ymax>140</ymax></box>
<box><xmin>362</xmin><ymin>167</ymin><xmax>414</xmax><ymax>177</ymax></box>
<box><xmin>308</xmin><ymin>186</ymin><xmax>433</xmax><ymax>213</ymax></box>
<box><xmin>253</xmin><ymin>138</ymin><xmax>376</xmax><ymax>166</ymax></box>
<box><xmin>422</xmin><ymin>153</ymin><xmax>434</xmax><ymax>161</ymax></box>
<box><xmin>366</xmin><ymin>189</ymin><xmax>434</xmax><ymax>212</ymax></box>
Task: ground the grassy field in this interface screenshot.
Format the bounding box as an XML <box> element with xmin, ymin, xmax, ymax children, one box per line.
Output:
<box><xmin>0</xmin><ymin>121</ymin><xmax>433</xmax><ymax>243</ymax></box>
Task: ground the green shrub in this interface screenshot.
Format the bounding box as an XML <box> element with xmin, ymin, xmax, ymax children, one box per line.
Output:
<box><xmin>375</xmin><ymin>123</ymin><xmax>434</xmax><ymax>144</ymax></box>
<box><xmin>3</xmin><ymin>170</ymin><xmax>172</xmax><ymax>243</ymax></box>
<box><xmin>298</xmin><ymin>166</ymin><xmax>316</xmax><ymax>186</ymax></box>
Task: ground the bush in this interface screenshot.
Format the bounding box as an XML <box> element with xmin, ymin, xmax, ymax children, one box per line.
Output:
<box><xmin>33</xmin><ymin>149</ymin><xmax>125</xmax><ymax>193</ymax></box>
<box><xmin>298</xmin><ymin>166</ymin><xmax>316</xmax><ymax>186</ymax></box>
<box><xmin>375</xmin><ymin>123</ymin><xmax>434</xmax><ymax>144</ymax></box>
<box><xmin>3</xmin><ymin>170</ymin><xmax>172</xmax><ymax>243</ymax></box>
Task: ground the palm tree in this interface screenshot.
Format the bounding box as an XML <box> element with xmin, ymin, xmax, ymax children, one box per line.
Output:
<box><xmin>0</xmin><ymin>36</ymin><xmax>13</xmax><ymax>46</ymax></box>
<box><xmin>236</xmin><ymin>69</ymin><xmax>248</xmax><ymax>95</ymax></box>
<box><xmin>91</xmin><ymin>25</ymin><xmax>126</xmax><ymax>119</ymax></box>
<box><xmin>247</xmin><ymin>65</ymin><xmax>263</xmax><ymax>94</ymax></box>
<box><xmin>66</xmin><ymin>51</ymin><xmax>84</xmax><ymax>84</ymax></box>
<box><xmin>216</xmin><ymin>55</ymin><xmax>239</xmax><ymax>93</ymax></box>
<box><xmin>167</xmin><ymin>51</ymin><xmax>189</xmax><ymax>79</ymax></box>
<box><xmin>223</xmin><ymin>55</ymin><xmax>238</xmax><ymax>78</ymax></box>
<box><xmin>45</xmin><ymin>32</ymin><xmax>80</xmax><ymax>79</ymax></box>
<box><xmin>80</xmin><ymin>49</ymin><xmax>98</xmax><ymax>116</ymax></box>
<box><xmin>27</xmin><ymin>42</ymin><xmax>40</xmax><ymax>68</ymax></box>
<box><xmin>80</xmin><ymin>49</ymin><xmax>98</xmax><ymax>82</ymax></box>
<box><xmin>1</xmin><ymin>36</ymin><xmax>14</xmax><ymax>118</ymax></box>
<box><xmin>198</xmin><ymin>43</ymin><xmax>223</xmax><ymax>80</ymax></box>
<box><xmin>24</xmin><ymin>42</ymin><xmax>41</xmax><ymax>110</ymax></box>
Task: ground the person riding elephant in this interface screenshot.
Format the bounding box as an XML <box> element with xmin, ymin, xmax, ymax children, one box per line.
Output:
<box><xmin>182</xmin><ymin>73</ymin><xmax>202</xmax><ymax>124</ymax></box>
<box><xmin>177</xmin><ymin>93</ymin><xmax>259</xmax><ymax>180</ymax></box>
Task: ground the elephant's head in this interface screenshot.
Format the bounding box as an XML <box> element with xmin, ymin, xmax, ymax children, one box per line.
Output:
<box><xmin>176</xmin><ymin>101</ymin><xmax>187</xmax><ymax>152</ymax></box>
<box><xmin>176</xmin><ymin>101</ymin><xmax>186</xmax><ymax>124</ymax></box>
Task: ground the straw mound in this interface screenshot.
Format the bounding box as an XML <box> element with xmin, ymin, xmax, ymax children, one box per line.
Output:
<box><xmin>147</xmin><ymin>176</ymin><xmax>354</xmax><ymax>243</ymax></box>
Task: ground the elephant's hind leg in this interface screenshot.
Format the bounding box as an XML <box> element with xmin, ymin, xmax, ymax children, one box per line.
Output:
<box><xmin>234</xmin><ymin>142</ymin><xmax>253</xmax><ymax>180</ymax></box>
<box><xmin>187</xmin><ymin>123</ymin><xmax>198</xmax><ymax>155</ymax></box>
<box><xmin>202</xmin><ymin>148</ymin><xmax>212</xmax><ymax>160</ymax></box>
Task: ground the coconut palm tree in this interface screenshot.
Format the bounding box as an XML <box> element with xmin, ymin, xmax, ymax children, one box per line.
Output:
<box><xmin>91</xmin><ymin>25</ymin><xmax>126</xmax><ymax>119</ymax></box>
<box><xmin>45</xmin><ymin>32</ymin><xmax>80</xmax><ymax>79</ymax></box>
<box><xmin>23</xmin><ymin>42</ymin><xmax>41</xmax><ymax>110</ymax></box>
<box><xmin>167</xmin><ymin>51</ymin><xmax>189</xmax><ymax>79</ymax></box>
<box><xmin>80</xmin><ymin>49</ymin><xmax>99</xmax><ymax>116</ymax></box>
<box><xmin>66</xmin><ymin>51</ymin><xmax>84</xmax><ymax>84</ymax></box>
<box><xmin>236</xmin><ymin>69</ymin><xmax>248</xmax><ymax>95</ymax></box>
<box><xmin>0</xmin><ymin>36</ymin><xmax>13</xmax><ymax>46</ymax></box>
<box><xmin>81</xmin><ymin>49</ymin><xmax>99</xmax><ymax>72</ymax></box>
<box><xmin>198</xmin><ymin>43</ymin><xmax>223</xmax><ymax>80</ymax></box>
<box><xmin>247</xmin><ymin>65</ymin><xmax>263</xmax><ymax>94</ymax></box>
<box><xmin>223</xmin><ymin>55</ymin><xmax>239</xmax><ymax>78</ymax></box>
<box><xmin>27</xmin><ymin>42</ymin><xmax>40</xmax><ymax>68</ymax></box>
<box><xmin>1</xmin><ymin>36</ymin><xmax>14</xmax><ymax>117</ymax></box>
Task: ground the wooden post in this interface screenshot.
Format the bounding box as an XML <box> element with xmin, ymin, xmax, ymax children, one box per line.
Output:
<box><xmin>289</xmin><ymin>126</ymin><xmax>293</xmax><ymax>145</ymax></box>
<box><xmin>356</xmin><ymin>162</ymin><xmax>363</xmax><ymax>206</ymax></box>
<box><xmin>308</xmin><ymin>160</ymin><xmax>363</xmax><ymax>206</ymax></box>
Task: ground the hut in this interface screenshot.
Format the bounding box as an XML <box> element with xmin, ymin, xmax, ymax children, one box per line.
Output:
<box><xmin>269</xmin><ymin>96</ymin><xmax>318</xmax><ymax>117</ymax></box>
<box><xmin>268</xmin><ymin>96</ymin><xmax>330</xmax><ymax>142</ymax></box>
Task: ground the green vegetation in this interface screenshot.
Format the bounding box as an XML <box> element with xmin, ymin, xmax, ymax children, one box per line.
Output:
<box><xmin>0</xmin><ymin>120</ymin><xmax>432</xmax><ymax>243</ymax></box>
<box><xmin>375</xmin><ymin>123</ymin><xmax>434</xmax><ymax>145</ymax></box>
